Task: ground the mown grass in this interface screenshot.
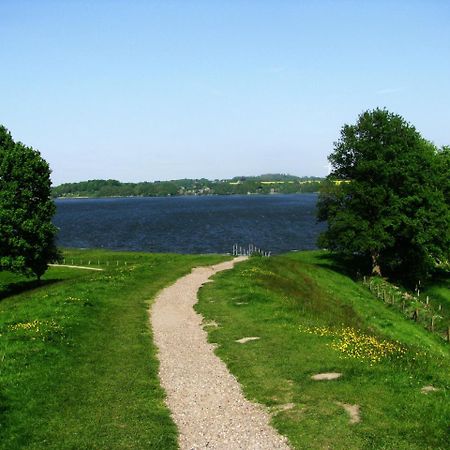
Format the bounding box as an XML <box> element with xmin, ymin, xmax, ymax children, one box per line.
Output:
<box><xmin>0</xmin><ymin>249</ymin><xmax>229</xmax><ymax>449</ymax></box>
<box><xmin>196</xmin><ymin>251</ymin><xmax>450</xmax><ymax>450</ymax></box>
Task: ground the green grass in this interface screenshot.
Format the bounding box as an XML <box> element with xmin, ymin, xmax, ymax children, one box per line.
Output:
<box><xmin>196</xmin><ymin>251</ymin><xmax>450</xmax><ymax>449</ymax></box>
<box><xmin>423</xmin><ymin>269</ymin><xmax>450</xmax><ymax>321</ymax></box>
<box><xmin>0</xmin><ymin>249</ymin><xmax>229</xmax><ymax>449</ymax></box>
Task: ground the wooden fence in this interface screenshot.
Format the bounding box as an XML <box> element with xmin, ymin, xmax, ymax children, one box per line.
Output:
<box><xmin>362</xmin><ymin>276</ymin><xmax>449</xmax><ymax>343</ymax></box>
<box><xmin>232</xmin><ymin>243</ymin><xmax>271</xmax><ymax>257</ymax></box>
<box><xmin>62</xmin><ymin>259</ymin><xmax>129</xmax><ymax>267</ymax></box>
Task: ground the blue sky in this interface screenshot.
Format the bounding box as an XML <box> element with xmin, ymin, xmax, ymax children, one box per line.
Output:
<box><xmin>1</xmin><ymin>1</ymin><xmax>449</xmax><ymax>185</ymax></box>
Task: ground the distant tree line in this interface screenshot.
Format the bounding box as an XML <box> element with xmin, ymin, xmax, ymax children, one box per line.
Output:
<box><xmin>52</xmin><ymin>175</ymin><xmax>324</xmax><ymax>198</ymax></box>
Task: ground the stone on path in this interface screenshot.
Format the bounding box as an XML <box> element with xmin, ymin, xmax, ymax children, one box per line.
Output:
<box><xmin>421</xmin><ymin>385</ymin><xmax>439</xmax><ymax>394</ymax></box>
<box><xmin>236</xmin><ymin>336</ymin><xmax>260</xmax><ymax>344</ymax></box>
<box><xmin>311</xmin><ymin>372</ymin><xmax>342</xmax><ymax>381</ymax></box>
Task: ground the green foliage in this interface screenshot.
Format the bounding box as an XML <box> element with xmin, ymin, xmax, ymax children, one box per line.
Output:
<box><xmin>437</xmin><ymin>146</ymin><xmax>450</xmax><ymax>207</ymax></box>
<box><xmin>0</xmin><ymin>126</ymin><xmax>59</xmax><ymax>279</ymax></box>
<box><xmin>317</xmin><ymin>109</ymin><xmax>450</xmax><ymax>284</ymax></box>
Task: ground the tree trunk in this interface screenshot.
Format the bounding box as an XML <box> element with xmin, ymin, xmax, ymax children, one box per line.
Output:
<box><xmin>371</xmin><ymin>252</ymin><xmax>382</xmax><ymax>276</ymax></box>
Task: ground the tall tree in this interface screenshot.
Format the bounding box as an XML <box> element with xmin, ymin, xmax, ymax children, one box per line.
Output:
<box><xmin>0</xmin><ymin>125</ymin><xmax>59</xmax><ymax>280</ymax></box>
<box><xmin>317</xmin><ymin>109</ymin><xmax>449</xmax><ymax>284</ymax></box>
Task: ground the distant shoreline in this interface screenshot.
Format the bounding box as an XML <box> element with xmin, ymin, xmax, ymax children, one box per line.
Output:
<box><xmin>55</xmin><ymin>191</ymin><xmax>320</xmax><ymax>200</ymax></box>
<box><xmin>51</xmin><ymin>174</ymin><xmax>324</xmax><ymax>199</ymax></box>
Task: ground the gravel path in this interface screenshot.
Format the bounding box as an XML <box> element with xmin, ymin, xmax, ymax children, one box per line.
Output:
<box><xmin>150</xmin><ymin>258</ymin><xmax>291</xmax><ymax>450</ymax></box>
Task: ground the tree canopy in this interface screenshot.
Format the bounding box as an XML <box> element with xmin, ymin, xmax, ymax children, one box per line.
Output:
<box><xmin>0</xmin><ymin>125</ymin><xmax>59</xmax><ymax>279</ymax></box>
<box><xmin>317</xmin><ymin>108</ymin><xmax>450</xmax><ymax>284</ymax></box>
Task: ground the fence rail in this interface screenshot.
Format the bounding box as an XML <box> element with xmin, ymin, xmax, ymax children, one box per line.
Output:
<box><xmin>61</xmin><ymin>259</ymin><xmax>129</xmax><ymax>267</ymax></box>
<box><xmin>232</xmin><ymin>243</ymin><xmax>271</xmax><ymax>257</ymax></box>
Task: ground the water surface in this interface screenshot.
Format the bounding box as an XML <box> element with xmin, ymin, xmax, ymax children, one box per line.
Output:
<box><xmin>54</xmin><ymin>194</ymin><xmax>325</xmax><ymax>254</ymax></box>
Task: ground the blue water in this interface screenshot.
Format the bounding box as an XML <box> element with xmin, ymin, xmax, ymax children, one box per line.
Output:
<box><xmin>54</xmin><ymin>194</ymin><xmax>325</xmax><ymax>254</ymax></box>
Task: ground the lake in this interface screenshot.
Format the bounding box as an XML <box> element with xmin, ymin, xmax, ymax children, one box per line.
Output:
<box><xmin>54</xmin><ymin>194</ymin><xmax>325</xmax><ymax>254</ymax></box>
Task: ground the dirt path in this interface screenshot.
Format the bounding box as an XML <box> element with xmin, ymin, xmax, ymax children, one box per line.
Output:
<box><xmin>150</xmin><ymin>258</ymin><xmax>291</xmax><ymax>450</ymax></box>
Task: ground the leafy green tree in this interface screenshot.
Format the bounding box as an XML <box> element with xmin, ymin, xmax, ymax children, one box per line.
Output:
<box><xmin>317</xmin><ymin>109</ymin><xmax>449</xmax><ymax>284</ymax></box>
<box><xmin>437</xmin><ymin>146</ymin><xmax>450</xmax><ymax>206</ymax></box>
<box><xmin>0</xmin><ymin>125</ymin><xmax>59</xmax><ymax>280</ymax></box>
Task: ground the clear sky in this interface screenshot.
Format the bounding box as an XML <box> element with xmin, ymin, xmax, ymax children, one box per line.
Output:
<box><xmin>1</xmin><ymin>1</ymin><xmax>449</xmax><ymax>185</ymax></box>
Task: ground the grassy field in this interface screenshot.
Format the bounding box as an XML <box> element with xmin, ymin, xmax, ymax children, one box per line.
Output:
<box><xmin>0</xmin><ymin>249</ymin><xmax>229</xmax><ymax>449</ymax></box>
<box><xmin>2</xmin><ymin>248</ymin><xmax>449</xmax><ymax>449</ymax></box>
<box><xmin>196</xmin><ymin>251</ymin><xmax>450</xmax><ymax>449</ymax></box>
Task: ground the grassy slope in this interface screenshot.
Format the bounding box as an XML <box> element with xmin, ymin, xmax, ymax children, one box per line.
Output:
<box><xmin>0</xmin><ymin>249</ymin><xmax>229</xmax><ymax>450</ymax></box>
<box><xmin>423</xmin><ymin>269</ymin><xmax>450</xmax><ymax>321</ymax></box>
<box><xmin>196</xmin><ymin>251</ymin><xmax>450</xmax><ymax>450</ymax></box>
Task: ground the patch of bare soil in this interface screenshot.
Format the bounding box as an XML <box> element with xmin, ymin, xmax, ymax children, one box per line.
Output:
<box><xmin>271</xmin><ymin>403</ymin><xmax>295</xmax><ymax>414</ymax></box>
<box><xmin>336</xmin><ymin>402</ymin><xmax>361</xmax><ymax>424</ymax></box>
<box><xmin>203</xmin><ymin>320</ymin><xmax>219</xmax><ymax>328</ymax></box>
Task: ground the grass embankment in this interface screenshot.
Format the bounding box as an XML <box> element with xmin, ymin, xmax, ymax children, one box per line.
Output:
<box><xmin>0</xmin><ymin>249</ymin><xmax>229</xmax><ymax>449</ymax></box>
<box><xmin>423</xmin><ymin>270</ymin><xmax>450</xmax><ymax>317</ymax></box>
<box><xmin>196</xmin><ymin>251</ymin><xmax>450</xmax><ymax>449</ymax></box>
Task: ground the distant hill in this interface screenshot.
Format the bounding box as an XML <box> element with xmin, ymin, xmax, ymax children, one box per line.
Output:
<box><xmin>52</xmin><ymin>175</ymin><xmax>325</xmax><ymax>198</ymax></box>
<box><xmin>231</xmin><ymin>174</ymin><xmax>321</xmax><ymax>182</ymax></box>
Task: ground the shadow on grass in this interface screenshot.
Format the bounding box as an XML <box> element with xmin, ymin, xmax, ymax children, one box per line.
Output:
<box><xmin>428</xmin><ymin>268</ymin><xmax>450</xmax><ymax>284</ymax></box>
<box><xmin>313</xmin><ymin>252</ymin><xmax>371</xmax><ymax>280</ymax></box>
<box><xmin>0</xmin><ymin>279</ymin><xmax>61</xmax><ymax>302</ymax></box>
<box><xmin>0</xmin><ymin>389</ymin><xmax>9</xmax><ymax>419</ymax></box>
